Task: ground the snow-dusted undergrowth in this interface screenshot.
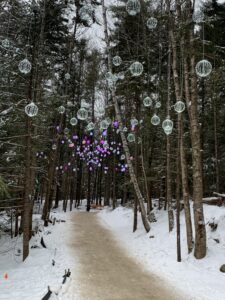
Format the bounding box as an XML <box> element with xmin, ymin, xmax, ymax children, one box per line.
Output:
<box><xmin>99</xmin><ymin>203</ymin><xmax>225</xmax><ymax>300</ymax></box>
<box><xmin>0</xmin><ymin>209</ymin><xmax>80</xmax><ymax>300</ymax></box>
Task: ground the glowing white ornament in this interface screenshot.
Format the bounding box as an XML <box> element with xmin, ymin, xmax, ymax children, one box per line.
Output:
<box><xmin>52</xmin><ymin>144</ymin><xmax>57</xmax><ymax>150</ymax></box>
<box><xmin>164</xmin><ymin>127</ymin><xmax>173</xmax><ymax>135</ymax></box>
<box><xmin>126</xmin><ymin>0</ymin><xmax>141</xmax><ymax>16</ymax></box>
<box><xmin>162</xmin><ymin>118</ymin><xmax>173</xmax><ymax>131</ymax></box>
<box><xmin>118</xmin><ymin>72</ymin><xmax>125</xmax><ymax>80</ymax></box>
<box><xmin>2</xmin><ymin>38</ymin><xmax>10</xmax><ymax>48</ymax></box>
<box><xmin>130</xmin><ymin>61</ymin><xmax>143</xmax><ymax>76</ymax></box>
<box><xmin>151</xmin><ymin>113</ymin><xmax>160</xmax><ymax>126</ymax></box>
<box><xmin>58</xmin><ymin>106</ymin><xmax>65</xmax><ymax>114</ymax></box>
<box><xmin>18</xmin><ymin>58</ymin><xmax>32</xmax><ymax>74</ymax></box>
<box><xmin>113</xmin><ymin>56</ymin><xmax>122</xmax><ymax>66</ymax></box>
<box><xmin>123</xmin><ymin>127</ymin><xmax>128</xmax><ymax>132</ymax></box>
<box><xmin>155</xmin><ymin>101</ymin><xmax>161</xmax><ymax>108</ymax></box>
<box><xmin>87</xmin><ymin>122</ymin><xmax>95</xmax><ymax>131</ymax></box>
<box><xmin>100</xmin><ymin>120</ymin><xmax>109</xmax><ymax>130</ymax></box>
<box><xmin>105</xmin><ymin>71</ymin><xmax>114</xmax><ymax>82</ymax></box>
<box><xmin>146</xmin><ymin>17</ymin><xmax>158</xmax><ymax>29</ymax></box>
<box><xmin>174</xmin><ymin>101</ymin><xmax>185</xmax><ymax>113</ymax></box>
<box><xmin>65</xmin><ymin>73</ymin><xmax>70</xmax><ymax>80</ymax></box>
<box><xmin>77</xmin><ymin>108</ymin><xmax>88</xmax><ymax>120</ymax></box>
<box><xmin>64</xmin><ymin>128</ymin><xmax>70</xmax><ymax>135</ymax></box>
<box><xmin>105</xmin><ymin>117</ymin><xmax>112</xmax><ymax>125</ymax></box>
<box><xmin>195</xmin><ymin>59</ymin><xmax>212</xmax><ymax>77</ymax></box>
<box><xmin>130</xmin><ymin>118</ymin><xmax>138</xmax><ymax>126</ymax></box>
<box><xmin>121</xmin><ymin>154</ymin><xmax>126</xmax><ymax>160</ymax></box>
<box><xmin>25</xmin><ymin>102</ymin><xmax>38</xmax><ymax>117</ymax></box>
<box><xmin>70</xmin><ymin>117</ymin><xmax>78</xmax><ymax>126</ymax></box>
<box><xmin>127</xmin><ymin>133</ymin><xmax>135</xmax><ymax>142</ymax></box>
<box><xmin>143</xmin><ymin>96</ymin><xmax>152</xmax><ymax>107</ymax></box>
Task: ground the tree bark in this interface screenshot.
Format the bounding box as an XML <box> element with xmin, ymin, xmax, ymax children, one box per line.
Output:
<box><xmin>101</xmin><ymin>0</ymin><xmax>150</xmax><ymax>232</ymax></box>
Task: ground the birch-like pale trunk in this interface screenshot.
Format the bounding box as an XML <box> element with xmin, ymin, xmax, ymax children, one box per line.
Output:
<box><xmin>101</xmin><ymin>0</ymin><xmax>150</xmax><ymax>232</ymax></box>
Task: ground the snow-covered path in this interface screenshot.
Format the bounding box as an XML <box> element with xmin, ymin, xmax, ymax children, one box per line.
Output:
<box><xmin>68</xmin><ymin>211</ymin><xmax>184</xmax><ymax>300</ymax></box>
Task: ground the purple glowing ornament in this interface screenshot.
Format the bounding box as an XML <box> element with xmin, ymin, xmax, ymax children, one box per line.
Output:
<box><xmin>102</xmin><ymin>130</ymin><xmax>107</xmax><ymax>137</ymax></box>
<box><xmin>113</xmin><ymin>120</ymin><xmax>119</xmax><ymax>128</ymax></box>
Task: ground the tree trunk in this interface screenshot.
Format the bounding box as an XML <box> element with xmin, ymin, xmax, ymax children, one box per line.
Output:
<box><xmin>101</xmin><ymin>0</ymin><xmax>150</xmax><ymax>232</ymax></box>
<box><xmin>23</xmin><ymin>116</ymin><xmax>32</xmax><ymax>261</ymax></box>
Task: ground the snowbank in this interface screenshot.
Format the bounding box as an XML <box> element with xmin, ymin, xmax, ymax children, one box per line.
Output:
<box><xmin>0</xmin><ymin>209</ymin><xmax>80</xmax><ymax>300</ymax></box>
<box><xmin>99</xmin><ymin>204</ymin><xmax>225</xmax><ymax>300</ymax></box>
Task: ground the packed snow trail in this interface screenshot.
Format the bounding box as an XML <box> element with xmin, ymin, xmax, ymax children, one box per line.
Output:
<box><xmin>67</xmin><ymin>211</ymin><xmax>184</xmax><ymax>300</ymax></box>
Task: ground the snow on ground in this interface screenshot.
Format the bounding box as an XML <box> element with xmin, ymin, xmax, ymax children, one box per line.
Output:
<box><xmin>0</xmin><ymin>208</ymin><xmax>80</xmax><ymax>300</ymax></box>
<box><xmin>99</xmin><ymin>203</ymin><xmax>225</xmax><ymax>300</ymax></box>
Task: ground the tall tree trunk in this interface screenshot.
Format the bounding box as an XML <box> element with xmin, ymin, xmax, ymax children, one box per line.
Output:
<box><xmin>102</xmin><ymin>0</ymin><xmax>150</xmax><ymax>232</ymax></box>
<box><xmin>166</xmin><ymin>45</ymin><xmax>174</xmax><ymax>232</ymax></box>
<box><xmin>213</xmin><ymin>94</ymin><xmax>219</xmax><ymax>192</ymax></box>
<box><xmin>23</xmin><ymin>117</ymin><xmax>32</xmax><ymax>261</ymax></box>
<box><xmin>168</xmin><ymin>1</ymin><xmax>194</xmax><ymax>253</ymax></box>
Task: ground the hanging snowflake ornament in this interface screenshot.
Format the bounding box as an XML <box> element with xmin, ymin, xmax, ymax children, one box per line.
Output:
<box><xmin>105</xmin><ymin>71</ymin><xmax>114</xmax><ymax>82</ymax></box>
<box><xmin>117</xmin><ymin>72</ymin><xmax>125</xmax><ymax>80</ymax></box>
<box><xmin>77</xmin><ymin>108</ymin><xmax>88</xmax><ymax>120</ymax></box>
<box><xmin>70</xmin><ymin>117</ymin><xmax>78</xmax><ymax>126</ymax></box>
<box><xmin>58</xmin><ymin>105</ymin><xmax>65</xmax><ymax>114</ymax></box>
<box><xmin>130</xmin><ymin>118</ymin><xmax>138</xmax><ymax>127</ymax></box>
<box><xmin>64</xmin><ymin>128</ymin><xmax>70</xmax><ymax>135</ymax></box>
<box><xmin>155</xmin><ymin>101</ymin><xmax>161</xmax><ymax>108</ymax></box>
<box><xmin>143</xmin><ymin>96</ymin><xmax>152</xmax><ymax>107</ymax></box>
<box><xmin>151</xmin><ymin>113</ymin><xmax>160</xmax><ymax>126</ymax></box>
<box><xmin>25</xmin><ymin>102</ymin><xmax>38</xmax><ymax>117</ymax></box>
<box><xmin>100</xmin><ymin>120</ymin><xmax>109</xmax><ymax>130</ymax></box>
<box><xmin>105</xmin><ymin>117</ymin><xmax>112</xmax><ymax>125</ymax></box>
<box><xmin>162</xmin><ymin>118</ymin><xmax>173</xmax><ymax>131</ymax></box>
<box><xmin>146</xmin><ymin>17</ymin><xmax>158</xmax><ymax>30</ymax></box>
<box><xmin>112</xmin><ymin>56</ymin><xmax>122</xmax><ymax>66</ymax></box>
<box><xmin>163</xmin><ymin>127</ymin><xmax>173</xmax><ymax>135</ymax></box>
<box><xmin>127</xmin><ymin>133</ymin><xmax>135</xmax><ymax>142</ymax></box>
<box><xmin>174</xmin><ymin>101</ymin><xmax>185</xmax><ymax>113</ymax></box>
<box><xmin>195</xmin><ymin>59</ymin><xmax>212</xmax><ymax>78</ymax></box>
<box><xmin>126</xmin><ymin>0</ymin><xmax>141</xmax><ymax>16</ymax></box>
<box><xmin>130</xmin><ymin>61</ymin><xmax>144</xmax><ymax>77</ymax></box>
<box><xmin>65</xmin><ymin>73</ymin><xmax>71</xmax><ymax>80</ymax></box>
<box><xmin>18</xmin><ymin>58</ymin><xmax>32</xmax><ymax>74</ymax></box>
<box><xmin>87</xmin><ymin>122</ymin><xmax>95</xmax><ymax>131</ymax></box>
<box><xmin>2</xmin><ymin>38</ymin><xmax>10</xmax><ymax>48</ymax></box>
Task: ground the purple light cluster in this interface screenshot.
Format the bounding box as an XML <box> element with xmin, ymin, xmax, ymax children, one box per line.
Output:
<box><xmin>53</xmin><ymin>124</ymin><xmax>130</xmax><ymax>175</ymax></box>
